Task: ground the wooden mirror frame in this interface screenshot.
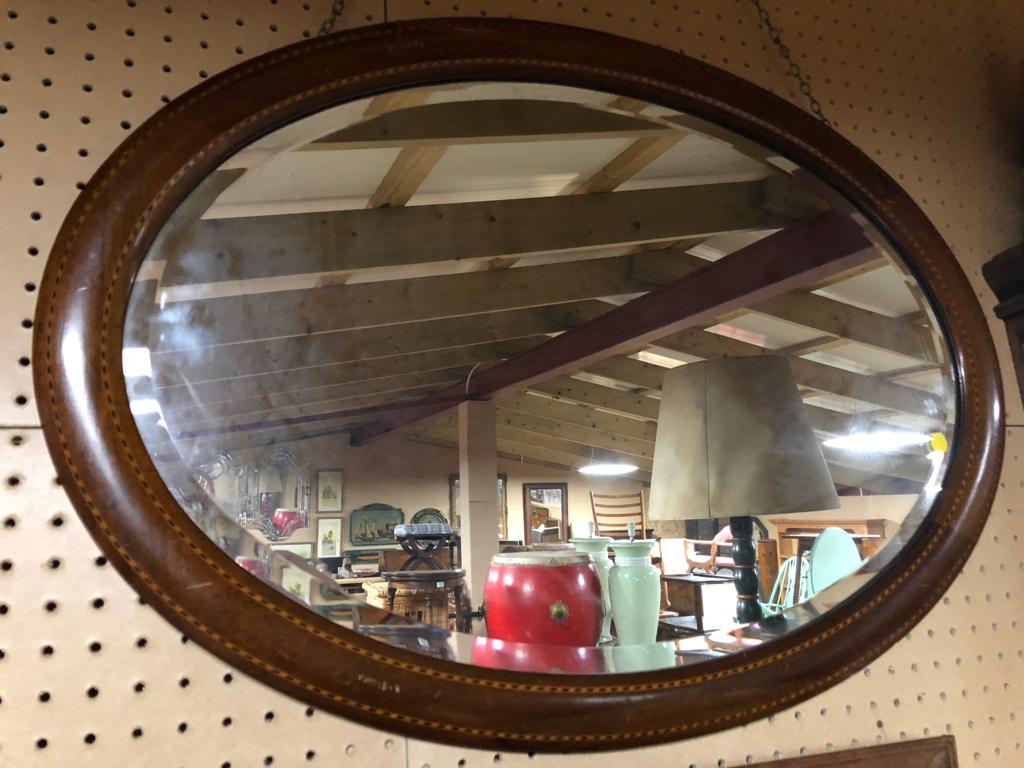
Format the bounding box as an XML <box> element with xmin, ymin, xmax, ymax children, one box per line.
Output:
<box><xmin>33</xmin><ymin>18</ymin><xmax>1003</xmax><ymax>752</ymax></box>
<box><xmin>523</xmin><ymin>482</ymin><xmax>570</xmax><ymax>543</ymax></box>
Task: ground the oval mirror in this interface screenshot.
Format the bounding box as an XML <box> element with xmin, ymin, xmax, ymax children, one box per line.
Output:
<box><xmin>35</xmin><ymin>19</ymin><xmax>1002</xmax><ymax>751</ymax></box>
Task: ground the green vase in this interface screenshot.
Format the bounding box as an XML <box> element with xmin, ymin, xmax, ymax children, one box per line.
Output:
<box><xmin>608</xmin><ymin>540</ymin><xmax>660</xmax><ymax>645</ymax></box>
<box><xmin>570</xmin><ymin>536</ymin><xmax>614</xmax><ymax>643</ymax></box>
<box><xmin>610</xmin><ymin>641</ymin><xmax>677</xmax><ymax>673</ymax></box>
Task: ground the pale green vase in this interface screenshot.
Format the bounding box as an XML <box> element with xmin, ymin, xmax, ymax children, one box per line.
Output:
<box><xmin>610</xmin><ymin>641</ymin><xmax>677</xmax><ymax>673</ymax></box>
<box><xmin>608</xmin><ymin>540</ymin><xmax>660</xmax><ymax>645</ymax></box>
<box><xmin>569</xmin><ymin>536</ymin><xmax>614</xmax><ymax>643</ymax></box>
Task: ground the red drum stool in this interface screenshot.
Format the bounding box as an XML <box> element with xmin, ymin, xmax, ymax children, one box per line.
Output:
<box><xmin>484</xmin><ymin>551</ymin><xmax>602</xmax><ymax>647</ymax></box>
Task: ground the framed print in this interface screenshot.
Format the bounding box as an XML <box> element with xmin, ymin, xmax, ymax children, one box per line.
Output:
<box><xmin>316</xmin><ymin>470</ymin><xmax>343</xmax><ymax>512</ymax></box>
<box><xmin>280</xmin><ymin>565</ymin><xmax>312</xmax><ymax>605</ymax></box>
<box><xmin>271</xmin><ymin>543</ymin><xmax>313</xmax><ymax>559</ymax></box>
<box><xmin>316</xmin><ymin>517</ymin><xmax>343</xmax><ymax>558</ymax></box>
<box><xmin>349</xmin><ymin>503</ymin><xmax>404</xmax><ymax>546</ymax></box>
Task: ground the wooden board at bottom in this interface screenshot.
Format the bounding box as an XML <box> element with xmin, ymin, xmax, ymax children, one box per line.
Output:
<box><xmin>747</xmin><ymin>736</ymin><xmax>956</xmax><ymax>766</ymax></box>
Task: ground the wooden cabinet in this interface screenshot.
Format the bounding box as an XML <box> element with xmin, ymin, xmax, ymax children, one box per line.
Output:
<box><xmin>756</xmin><ymin>538</ymin><xmax>779</xmax><ymax>599</ymax></box>
<box><xmin>770</xmin><ymin>518</ymin><xmax>887</xmax><ymax>559</ymax></box>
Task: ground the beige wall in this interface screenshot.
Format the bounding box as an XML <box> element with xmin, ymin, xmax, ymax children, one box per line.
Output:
<box><xmin>2</xmin><ymin>2</ymin><xmax>1023</xmax><ymax>767</ymax></box>
<box><xmin>232</xmin><ymin>432</ymin><xmax>645</xmax><ymax>548</ymax></box>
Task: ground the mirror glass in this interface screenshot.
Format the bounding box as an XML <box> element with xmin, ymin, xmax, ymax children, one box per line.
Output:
<box><xmin>123</xmin><ymin>81</ymin><xmax>956</xmax><ymax>674</ymax></box>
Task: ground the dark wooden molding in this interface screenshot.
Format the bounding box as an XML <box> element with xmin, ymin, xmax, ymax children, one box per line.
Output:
<box><xmin>747</xmin><ymin>736</ymin><xmax>957</xmax><ymax>767</ymax></box>
<box><xmin>33</xmin><ymin>18</ymin><xmax>1003</xmax><ymax>753</ymax></box>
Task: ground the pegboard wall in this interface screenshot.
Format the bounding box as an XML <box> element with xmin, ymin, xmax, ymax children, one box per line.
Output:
<box><xmin>1</xmin><ymin>1</ymin><xmax>1022</xmax><ymax>766</ymax></box>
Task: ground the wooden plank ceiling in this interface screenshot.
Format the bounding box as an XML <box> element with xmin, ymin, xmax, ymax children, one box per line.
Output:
<box><xmin>131</xmin><ymin>83</ymin><xmax>952</xmax><ymax>494</ymax></box>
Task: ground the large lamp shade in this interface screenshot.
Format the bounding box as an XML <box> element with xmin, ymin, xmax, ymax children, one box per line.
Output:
<box><xmin>649</xmin><ymin>355</ymin><xmax>840</xmax><ymax>623</ymax></box>
<box><xmin>649</xmin><ymin>355</ymin><xmax>839</xmax><ymax>521</ymax></box>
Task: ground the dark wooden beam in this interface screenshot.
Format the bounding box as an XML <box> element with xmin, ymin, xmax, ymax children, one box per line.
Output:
<box><xmin>350</xmin><ymin>212</ymin><xmax>873</xmax><ymax>445</ymax></box>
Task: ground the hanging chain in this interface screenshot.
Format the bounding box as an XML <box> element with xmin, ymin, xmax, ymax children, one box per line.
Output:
<box><xmin>748</xmin><ymin>0</ymin><xmax>832</xmax><ymax>127</ymax></box>
<box><xmin>318</xmin><ymin>0</ymin><xmax>346</xmax><ymax>36</ymax></box>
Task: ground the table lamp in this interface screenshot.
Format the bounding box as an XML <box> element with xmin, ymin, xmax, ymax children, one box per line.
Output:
<box><xmin>648</xmin><ymin>355</ymin><xmax>840</xmax><ymax>623</ymax></box>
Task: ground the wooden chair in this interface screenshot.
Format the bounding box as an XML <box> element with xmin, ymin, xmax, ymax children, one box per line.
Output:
<box><xmin>683</xmin><ymin>525</ymin><xmax>735</xmax><ymax>574</ymax></box>
<box><xmin>589</xmin><ymin>491</ymin><xmax>647</xmax><ymax>537</ymax></box>
<box><xmin>589</xmin><ymin>491</ymin><xmax>664</xmax><ymax>569</ymax></box>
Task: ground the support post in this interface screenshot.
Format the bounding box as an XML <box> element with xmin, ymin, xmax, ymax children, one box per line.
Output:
<box><xmin>458</xmin><ymin>400</ymin><xmax>500</xmax><ymax>626</ymax></box>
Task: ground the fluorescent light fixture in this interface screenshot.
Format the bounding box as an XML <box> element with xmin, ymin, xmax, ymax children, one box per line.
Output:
<box><xmin>122</xmin><ymin>347</ymin><xmax>153</xmax><ymax>378</ymax></box>
<box><xmin>129</xmin><ymin>398</ymin><xmax>163</xmax><ymax>417</ymax></box>
<box><xmin>822</xmin><ymin>430</ymin><xmax>931</xmax><ymax>453</ymax></box>
<box><xmin>578</xmin><ymin>462</ymin><xmax>638</xmax><ymax>476</ymax></box>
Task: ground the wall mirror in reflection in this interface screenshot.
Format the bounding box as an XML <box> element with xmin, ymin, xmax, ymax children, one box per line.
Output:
<box><xmin>122</xmin><ymin>81</ymin><xmax>955</xmax><ymax>675</ymax></box>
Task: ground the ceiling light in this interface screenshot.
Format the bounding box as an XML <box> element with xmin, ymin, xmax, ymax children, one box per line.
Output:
<box><xmin>578</xmin><ymin>462</ymin><xmax>638</xmax><ymax>476</ymax></box>
<box><xmin>822</xmin><ymin>430</ymin><xmax>931</xmax><ymax>453</ymax></box>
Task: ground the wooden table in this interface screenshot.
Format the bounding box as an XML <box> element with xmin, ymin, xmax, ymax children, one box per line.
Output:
<box><xmin>659</xmin><ymin>573</ymin><xmax>734</xmax><ymax>636</ymax></box>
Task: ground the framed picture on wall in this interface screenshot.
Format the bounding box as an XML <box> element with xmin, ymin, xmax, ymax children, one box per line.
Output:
<box><xmin>316</xmin><ymin>517</ymin><xmax>343</xmax><ymax>558</ymax></box>
<box><xmin>280</xmin><ymin>565</ymin><xmax>312</xmax><ymax>604</ymax></box>
<box><xmin>271</xmin><ymin>543</ymin><xmax>313</xmax><ymax>559</ymax></box>
<box><xmin>316</xmin><ymin>470</ymin><xmax>343</xmax><ymax>512</ymax></box>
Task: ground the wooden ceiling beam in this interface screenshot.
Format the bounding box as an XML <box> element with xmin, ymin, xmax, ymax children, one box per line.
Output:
<box><xmin>165</xmin><ymin>369</ymin><xmax>465</xmax><ymax>432</ymax></box>
<box><xmin>402</xmin><ymin>433</ymin><xmax>583</xmax><ymax>476</ymax></box>
<box><xmin>495</xmin><ymin>391</ymin><xmax>659</xmax><ymax>442</ymax></box>
<box><xmin>634</xmin><ymin>247</ymin><xmax>934</xmax><ymax>363</ymax></box>
<box><xmin>820</xmin><ymin>445</ymin><xmax>930</xmax><ymax>484</ymax></box>
<box><xmin>311</xmin><ymin>98</ymin><xmax>673</xmax><ymax>150</ymax></box>
<box><xmin>547</xmin><ymin>296</ymin><xmax>942</xmax><ymax>421</ymax></box>
<box><xmin>822</xmin><ymin>463</ymin><xmax>922</xmax><ymax>495</ymax></box>
<box><xmin>582</xmin><ymin>355</ymin><xmax>926</xmax><ymax>441</ymax></box>
<box><xmin>430</xmin><ymin>408</ymin><xmax>656</xmax><ymax>460</ymax></box>
<box><xmin>149</xmin><ymin>305</ymin><xmax>568</xmax><ymax>389</ymax></box>
<box><xmin>564</xmin><ymin>134</ymin><xmax>682</xmax><ymax>195</ymax></box>
<box><xmin>365</xmin><ymin>145</ymin><xmax>448</xmax><ymax>208</ymax></box>
<box><xmin>168</xmin><ymin>388</ymin><xmax>469</xmax><ymax>442</ymax></box>
<box><xmin>414</xmin><ymin>422</ymin><xmax>656</xmax><ymax>473</ymax></box>
<box><xmin>150</xmin><ymin>253</ymin><xmax>651</xmax><ymax>351</ymax></box>
<box><xmin>361</xmin><ymin>88</ymin><xmax>434</xmax><ymax>118</ymax></box>
<box><xmin>502</xmin><ymin>404</ymin><xmax>926</xmax><ymax>484</ymax></box>
<box><xmin>350</xmin><ymin>212</ymin><xmax>874</xmax><ymax>445</ymax></box>
<box><xmin>164</xmin><ymin>366</ymin><xmax>480</xmax><ymax>426</ymax></box>
<box><xmin>155</xmin><ymin>338</ymin><xmax>541</xmax><ymax>411</ymax></box>
<box><xmin>403</xmin><ymin>432</ymin><xmax>655</xmax><ymax>484</ymax></box>
<box><xmin>157</xmin><ymin>179</ymin><xmax>799</xmax><ymax>287</ymax></box>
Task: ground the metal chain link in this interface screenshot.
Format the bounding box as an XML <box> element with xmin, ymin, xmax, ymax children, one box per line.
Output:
<box><xmin>318</xmin><ymin>0</ymin><xmax>346</xmax><ymax>36</ymax></box>
<box><xmin>748</xmin><ymin>0</ymin><xmax>832</xmax><ymax>127</ymax></box>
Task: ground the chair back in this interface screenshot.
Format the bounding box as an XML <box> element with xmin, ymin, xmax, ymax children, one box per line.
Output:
<box><xmin>807</xmin><ymin>527</ymin><xmax>863</xmax><ymax>596</ymax></box>
<box><xmin>589</xmin><ymin>491</ymin><xmax>648</xmax><ymax>539</ymax></box>
<box><xmin>764</xmin><ymin>555</ymin><xmax>809</xmax><ymax>612</ymax></box>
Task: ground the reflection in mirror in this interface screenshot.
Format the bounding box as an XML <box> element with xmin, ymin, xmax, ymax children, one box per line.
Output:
<box><xmin>124</xmin><ymin>81</ymin><xmax>955</xmax><ymax>674</ymax></box>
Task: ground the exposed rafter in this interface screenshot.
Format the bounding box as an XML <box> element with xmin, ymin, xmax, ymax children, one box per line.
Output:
<box><xmin>350</xmin><ymin>212</ymin><xmax>875</xmax><ymax>445</ymax></box>
<box><xmin>156</xmin><ymin>178</ymin><xmax>806</xmax><ymax>287</ymax></box>
<box><xmin>310</xmin><ymin>98</ymin><xmax>673</xmax><ymax>150</ymax></box>
<box><xmin>366</xmin><ymin>145</ymin><xmax>448</xmax><ymax>208</ymax></box>
<box><xmin>150</xmin><ymin>253</ymin><xmax>650</xmax><ymax>351</ymax></box>
<box><xmin>564</xmin><ymin>134</ymin><xmax>682</xmax><ymax>195</ymax></box>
